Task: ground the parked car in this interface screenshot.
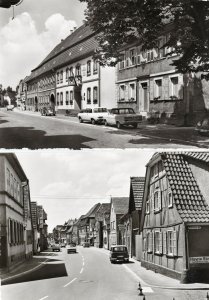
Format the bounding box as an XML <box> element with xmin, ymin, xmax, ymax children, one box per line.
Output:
<box><xmin>52</xmin><ymin>243</ymin><xmax>61</xmax><ymax>252</ymax></box>
<box><xmin>83</xmin><ymin>242</ymin><xmax>90</xmax><ymax>248</ymax></box>
<box><xmin>6</xmin><ymin>105</ymin><xmax>15</xmax><ymax>111</ymax></box>
<box><xmin>66</xmin><ymin>243</ymin><xmax>77</xmax><ymax>253</ymax></box>
<box><xmin>103</xmin><ymin>108</ymin><xmax>143</xmax><ymax>129</ymax></box>
<box><xmin>196</xmin><ymin>117</ymin><xmax>209</xmax><ymax>135</ymax></box>
<box><xmin>77</xmin><ymin>107</ymin><xmax>108</xmax><ymax>124</ymax></box>
<box><xmin>40</xmin><ymin>107</ymin><xmax>56</xmax><ymax>116</ymax></box>
<box><xmin>109</xmin><ymin>245</ymin><xmax>129</xmax><ymax>263</ymax></box>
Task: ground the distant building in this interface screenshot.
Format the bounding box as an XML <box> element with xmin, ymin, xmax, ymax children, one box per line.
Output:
<box><xmin>141</xmin><ymin>152</ymin><xmax>209</xmax><ymax>283</ymax></box>
<box><xmin>94</xmin><ymin>203</ymin><xmax>111</xmax><ymax>249</ymax></box>
<box><xmin>109</xmin><ymin>197</ymin><xmax>129</xmax><ymax>246</ymax></box>
<box><xmin>0</xmin><ymin>153</ymin><xmax>33</xmax><ymax>270</ymax></box>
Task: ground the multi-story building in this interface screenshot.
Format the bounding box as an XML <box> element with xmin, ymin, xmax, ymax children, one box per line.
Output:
<box><xmin>0</xmin><ymin>153</ymin><xmax>33</xmax><ymax>270</ymax></box>
<box><xmin>24</xmin><ymin>24</ymin><xmax>115</xmax><ymax>114</ymax></box>
<box><xmin>16</xmin><ymin>78</ymin><xmax>28</xmax><ymax>110</ymax></box>
<box><xmin>116</xmin><ymin>28</ymin><xmax>209</xmax><ymax>125</ymax></box>
<box><xmin>141</xmin><ymin>152</ymin><xmax>209</xmax><ymax>283</ymax></box>
<box><xmin>109</xmin><ymin>197</ymin><xmax>129</xmax><ymax>246</ymax></box>
<box><xmin>37</xmin><ymin>205</ymin><xmax>48</xmax><ymax>251</ymax></box>
<box><xmin>94</xmin><ymin>203</ymin><xmax>111</xmax><ymax>248</ymax></box>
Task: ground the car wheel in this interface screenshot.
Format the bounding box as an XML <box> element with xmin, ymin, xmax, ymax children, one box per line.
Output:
<box><xmin>79</xmin><ymin>117</ymin><xmax>83</xmax><ymax>123</ymax></box>
<box><xmin>91</xmin><ymin>119</ymin><xmax>96</xmax><ymax>125</ymax></box>
<box><xmin>104</xmin><ymin>120</ymin><xmax>108</xmax><ymax>126</ymax></box>
<box><xmin>116</xmin><ymin>121</ymin><xmax>122</xmax><ymax>129</ymax></box>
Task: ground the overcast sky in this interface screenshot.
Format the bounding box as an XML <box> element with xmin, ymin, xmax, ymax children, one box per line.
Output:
<box><xmin>0</xmin><ymin>0</ymin><xmax>86</xmax><ymax>89</ymax></box>
<box><xmin>15</xmin><ymin>150</ymin><xmax>154</xmax><ymax>232</ymax></box>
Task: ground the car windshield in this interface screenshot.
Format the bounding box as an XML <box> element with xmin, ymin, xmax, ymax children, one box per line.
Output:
<box><xmin>111</xmin><ymin>108</ymin><xmax>135</xmax><ymax>115</ymax></box>
<box><xmin>112</xmin><ymin>246</ymin><xmax>127</xmax><ymax>252</ymax></box>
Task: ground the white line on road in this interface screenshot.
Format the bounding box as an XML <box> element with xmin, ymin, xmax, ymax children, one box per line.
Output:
<box><xmin>80</xmin><ymin>267</ymin><xmax>84</xmax><ymax>274</ymax></box>
<box><xmin>63</xmin><ymin>277</ymin><xmax>77</xmax><ymax>287</ymax></box>
<box><xmin>39</xmin><ymin>296</ymin><xmax>49</xmax><ymax>300</ymax></box>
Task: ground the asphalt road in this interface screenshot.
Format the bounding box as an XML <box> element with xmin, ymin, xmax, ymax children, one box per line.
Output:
<box><xmin>0</xmin><ymin>110</ymin><xmax>206</xmax><ymax>149</ymax></box>
<box><xmin>2</xmin><ymin>247</ymin><xmax>209</xmax><ymax>300</ymax></box>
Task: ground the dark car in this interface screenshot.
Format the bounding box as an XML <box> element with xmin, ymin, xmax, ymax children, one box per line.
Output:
<box><xmin>109</xmin><ymin>245</ymin><xmax>129</xmax><ymax>263</ymax></box>
<box><xmin>83</xmin><ymin>242</ymin><xmax>90</xmax><ymax>248</ymax></box>
<box><xmin>41</xmin><ymin>107</ymin><xmax>56</xmax><ymax>116</ymax></box>
<box><xmin>196</xmin><ymin>117</ymin><xmax>209</xmax><ymax>135</ymax></box>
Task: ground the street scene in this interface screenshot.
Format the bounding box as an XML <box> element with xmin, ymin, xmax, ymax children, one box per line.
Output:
<box><xmin>0</xmin><ymin>108</ymin><xmax>208</xmax><ymax>149</ymax></box>
<box><xmin>1</xmin><ymin>151</ymin><xmax>209</xmax><ymax>300</ymax></box>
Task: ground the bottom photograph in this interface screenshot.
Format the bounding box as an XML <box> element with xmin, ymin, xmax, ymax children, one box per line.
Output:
<box><xmin>1</xmin><ymin>150</ymin><xmax>209</xmax><ymax>300</ymax></box>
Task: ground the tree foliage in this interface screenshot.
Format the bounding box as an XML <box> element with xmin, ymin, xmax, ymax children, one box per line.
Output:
<box><xmin>80</xmin><ymin>0</ymin><xmax>209</xmax><ymax>78</ymax></box>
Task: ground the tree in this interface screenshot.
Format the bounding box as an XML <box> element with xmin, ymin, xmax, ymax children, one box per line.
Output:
<box><xmin>80</xmin><ymin>0</ymin><xmax>209</xmax><ymax>79</ymax></box>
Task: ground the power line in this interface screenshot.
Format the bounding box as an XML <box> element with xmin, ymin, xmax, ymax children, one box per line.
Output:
<box><xmin>31</xmin><ymin>195</ymin><xmax>112</xmax><ymax>200</ymax></box>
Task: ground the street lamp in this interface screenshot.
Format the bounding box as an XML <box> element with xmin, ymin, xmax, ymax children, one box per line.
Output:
<box><xmin>0</xmin><ymin>0</ymin><xmax>23</xmax><ymax>8</ymax></box>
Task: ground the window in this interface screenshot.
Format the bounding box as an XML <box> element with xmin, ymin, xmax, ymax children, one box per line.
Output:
<box><xmin>70</xmin><ymin>91</ymin><xmax>73</xmax><ymax>105</ymax></box>
<box><xmin>119</xmin><ymin>85</ymin><xmax>126</xmax><ymax>101</ymax></box>
<box><xmin>167</xmin><ymin>230</ymin><xmax>177</xmax><ymax>256</ymax></box>
<box><xmin>146</xmin><ymin>232</ymin><xmax>153</xmax><ymax>252</ymax></box>
<box><xmin>87</xmin><ymin>88</ymin><xmax>91</xmax><ymax>104</ymax></box>
<box><xmin>125</xmin><ymin>51</ymin><xmax>129</xmax><ymax>67</ymax></box>
<box><xmin>66</xmin><ymin>68</ymin><xmax>69</xmax><ymax>81</ymax></box>
<box><xmin>119</xmin><ymin>54</ymin><xmax>125</xmax><ymax>69</ymax></box>
<box><xmin>154</xmin><ymin>79</ymin><xmax>162</xmax><ymax>99</ymax></box>
<box><xmin>76</xmin><ymin>64</ymin><xmax>81</xmax><ymax>76</ymax></box>
<box><xmin>137</xmin><ymin>47</ymin><xmax>141</xmax><ymax>64</ymax></box>
<box><xmin>17</xmin><ymin>182</ymin><xmax>20</xmax><ymax>202</ymax></box>
<box><xmin>66</xmin><ymin>91</ymin><xmax>69</xmax><ymax>105</ymax></box>
<box><xmin>168</xmin><ymin>191</ymin><xmax>173</xmax><ymax>207</ymax></box>
<box><xmin>147</xmin><ymin>50</ymin><xmax>154</xmax><ymax>62</ymax></box>
<box><xmin>130</xmin><ymin>49</ymin><xmax>136</xmax><ymax>66</ymax></box>
<box><xmin>60</xmin><ymin>92</ymin><xmax>63</xmax><ymax>105</ymax></box>
<box><xmin>6</xmin><ymin>168</ymin><xmax>10</xmax><ymax>193</ymax></box>
<box><xmin>170</xmin><ymin>77</ymin><xmax>179</xmax><ymax>98</ymax></box>
<box><xmin>14</xmin><ymin>178</ymin><xmax>17</xmax><ymax>199</ymax></box>
<box><xmin>154</xmin><ymin>231</ymin><xmax>162</xmax><ymax>254</ymax></box>
<box><xmin>146</xmin><ymin>199</ymin><xmax>150</xmax><ymax>214</ymax></box>
<box><xmin>57</xmin><ymin>93</ymin><xmax>60</xmax><ymax>105</ymax></box>
<box><xmin>57</xmin><ymin>72</ymin><xmax>60</xmax><ymax>84</ymax></box>
<box><xmin>11</xmin><ymin>174</ymin><xmax>14</xmax><ymax>196</ymax></box>
<box><xmin>60</xmin><ymin>70</ymin><xmax>63</xmax><ymax>83</ymax></box>
<box><xmin>154</xmin><ymin>189</ymin><xmax>161</xmax><ymax>212</ymax></box>
<box><xmin>93</xmin><ymin>59</ymin><xmax>98</xmax><ymax>74</ymax></box>
<box><xmin>93</xmin><ymin>87</ymin><xmax>98</xmax><ymax>104</ymax></box>
<box><xmin>87</xmin><ymin>60</ymin><xmax>91</xmax><ymax>76</ymax></box>
<box><xmin>129</xmin><ymin>83</ymin><xmax>135</xmax><ymax>101</ymax></box>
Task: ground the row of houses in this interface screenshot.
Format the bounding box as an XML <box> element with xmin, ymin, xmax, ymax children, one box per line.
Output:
<box><xmin>17</xmin><ymin>24</ymin><xmax>209</xmax><ymax>125</ymax></box>
<box><xmin>55</xmin><ymin>152</ymin><xmax>209</xmax><ymax>283</ymax></box>
<box><xmin>0</xmin><ymin>153</ymin><xmax>48</xmax><ymax>271</ymax></box>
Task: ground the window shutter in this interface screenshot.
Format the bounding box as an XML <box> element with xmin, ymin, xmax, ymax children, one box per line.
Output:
<box><xmin>8</xmin><ymin>218</ymin><xmax>11</xmax><ymax>244</ymax></box>
<box><xmin>163</xmin><ymin>231</ymin><xmax>167</xmax><ymax>255</ymax></box>
<box><xmin>158</xmin><ymin>190</ymin><xmax>162</xmax><ymax>210</ymax></box>
<box><xmin>173</xmin><ymin>230</ymin><xmax>178</xmax><ymax>256</ymax></box>
<box><xmin>150</xmin><ymin>79</ymin><xmax>154</xmax><ymax>100</ymax></box>
<box><xmin>164</xmin><ymin>77</ymin><xmax>169</xmax><ymax>99</ymax></box>
<box><xmin>159</xmin><ymin>231</ymin><xmax>163</xmax><ymax>254</ymax></box>
<box><xmin>152</xmin><ymin>231</ymin><xmax>155</xmax><ymax>253</ymax></box>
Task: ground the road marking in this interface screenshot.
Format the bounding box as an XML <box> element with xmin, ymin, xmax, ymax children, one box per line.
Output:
<box><xmin>80</xmin><ymin>267</ymin><xmax>84</xmax><ymax>274</ymax></box>
<box><xmin>39</xmin><ymin>296</ymin><xmax>49</xmax><ymax>300</ymax></box>
<box><xmin>63</xmin><ymin>277</ymin><xmax>77</xmax><ymax>287</ymax></box>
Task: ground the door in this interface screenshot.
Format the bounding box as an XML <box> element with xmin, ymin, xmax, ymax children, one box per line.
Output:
<box><xmin>141</xmin><ymin>82</ymin><xmax>148</xmax><ymax>112</ymax></box>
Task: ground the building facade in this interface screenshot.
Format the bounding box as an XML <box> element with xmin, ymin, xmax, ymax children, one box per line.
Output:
<box><xmin>141</xmin><ymin>152</ymin><xmax>209</xmax><ymax>283</ymax></box>
<box><xmin>0</xmin><ymin>154</ymin><xmax>33</xmax><ymax>270</ymax></box>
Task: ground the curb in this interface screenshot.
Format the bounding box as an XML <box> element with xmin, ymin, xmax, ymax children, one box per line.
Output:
<box><xmin>1</xmin><ymin>257</ymin><xmax>49</xmax><ymax>283</ymax></box>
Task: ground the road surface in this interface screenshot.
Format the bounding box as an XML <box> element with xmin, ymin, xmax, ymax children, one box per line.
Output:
<box><xmin>0</xmin><ymin>110</ymin><xmax>207</xmax><ymax>149</ymax></box>
<box><xmin>2</xmin><ymin>247</ymin><xmax>209</xmax><ymax>300</ymax></box>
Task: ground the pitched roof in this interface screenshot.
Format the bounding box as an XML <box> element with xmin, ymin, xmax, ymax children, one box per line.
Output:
<box><xmin>130</xmin><ymin>177</ymin><xmax>145</xmax><ymax>211</ymax></box>
<box><xmin>26</xmin><ymin>24</ymin><xmax>98</xmax><ymax>82</ymax></box>
<box><xmin>85</xmin><ymin>203</ymin><xmax>101</xmax><ymax>218</ymax></box>
<box><xmin>161</xmin><ymin>152</ymin><xmax>209</xmax><ymax>223</ymax></box>
<box><xmin>112</xmin><ymin>197</ymin><xmax>129</xmax><ymax>215</ymax></box>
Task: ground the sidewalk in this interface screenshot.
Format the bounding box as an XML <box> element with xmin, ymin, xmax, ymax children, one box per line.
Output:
<box><xmin>0</xmin><ymin>254</ymin><xmax>48</xmax><ymax>282</ymax></box>
<box><xmin>93</xmin><ymin>247</ymin><xmax>209</xmax><ymax>290</ymax></box>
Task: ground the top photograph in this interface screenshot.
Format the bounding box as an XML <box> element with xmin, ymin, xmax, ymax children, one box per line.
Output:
<box><xmin>0</xmin><ymin>0</ymin><xmax>209</xmax><ymax>149</ymax></box>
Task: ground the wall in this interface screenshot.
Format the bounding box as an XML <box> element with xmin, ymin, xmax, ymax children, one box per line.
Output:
<box><xmin>100</xmin><ymin>65</ymin><xmax>116</xmax><ymax>109</ymax></box>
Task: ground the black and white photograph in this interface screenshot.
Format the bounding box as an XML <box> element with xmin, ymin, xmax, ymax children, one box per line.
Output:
<box><xmin>1</xmin><ymin>1</ymin><xmax>209</xmax><ymax>300</ymax></box>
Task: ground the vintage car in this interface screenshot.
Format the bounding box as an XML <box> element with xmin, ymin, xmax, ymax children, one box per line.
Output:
<box><xmin>6</xmin><ymin>105</ymin><xmax>15</xmax><ymax>111</ymax></box>
<box><xmin>109</xmin><ymin>245</ymin><xmax>129</xmax><ymax>263</ymax></box>
<box><xmin>52</xmin><ymin>242</ymin><xmax>61</xmax><ymax>252</ymax></box>
<box><xmin>83</xmin><ymin>242</ymin><xmax>90</xmax><ymax>248</ymax></box>
<box><xmin>40</xmin><ymin>107</ymin><xmax>56</xmax><ymax>116</ymax></box>
<box><xmin>66</xmin><ymin>243</ymin><xmax>77</xmax><ymax>254</ymax></box>
<box><xmin>195</xmin><ymin>117</ymin><xmax>209</xmax><ymax>135</ymax></box>
<box><xmin>103</xmin><ymin>108</ymin><xmax>143</xmax><ymax>129</ymax></box>
<box><xmin>77</xmin><ymin>107</ymin><xmax>108</xmax><ymax>124</ymax></box>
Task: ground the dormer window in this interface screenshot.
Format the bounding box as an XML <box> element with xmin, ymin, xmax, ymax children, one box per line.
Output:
<box><xmin>168</xmin><ymin>190</ymin><xmax>173</xmax><ymax>208</ymax></box>
<box><xmin>87</xmin><ymin>60</ymin><xmax>91</xmax><ymax>76</ymax></box>
<box><xmin>75</xmin><ymin>64</ymin><xmax>81</xmax><ymax>76</ymax></box>
<box><xmin>154</xmin><ymin>188</ymin><xmax>161</xmax><ymax>212</ymax></box>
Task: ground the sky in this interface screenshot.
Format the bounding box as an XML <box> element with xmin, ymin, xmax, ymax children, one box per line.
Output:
<box><xmin>15</xmin><ymin>149</ymin><xmax>154</xmax><ymax>232</ymax></box>
<box><xmin>0</xmin><ymin>0</ymin><xmax>86</xmax><ymax>89</ymax></box>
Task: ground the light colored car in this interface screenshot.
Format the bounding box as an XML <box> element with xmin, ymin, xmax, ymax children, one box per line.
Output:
<box><xmin>103</xmin><ymin>108</ymin><xmax>142</xmax><ymax>129</ymax></box>
<box><xmin>6</xmin><ymin>105</ymin><xmax>15</xmax><ymax>111</ymax></box>
<box><xmin>41</xmin><ymin>107</ymin><xmax>56</xmax><ymax>116</ymax></box>
<box><xmin>66</xmin><ymin>243</ymin><xmax>77</xmax><ymax>253</ymax></box>
<box><xmin>52</xmin><ymin>243</ymin><xmax>61</xmax><ymax>252</ymax></box>
<box><xmin>83</xmin><ymin>242</ymin><xmax>90</xmax><ymax>248</ymax></box>
<box><xmin>109</xmin><ymin>245</ymin><xmax>129</xmax><ymax>263</ymax></box>
<box><xmin>77</xmin><ymin>107</ymin><xmax>108</xmax><ymax>124</ymax></box>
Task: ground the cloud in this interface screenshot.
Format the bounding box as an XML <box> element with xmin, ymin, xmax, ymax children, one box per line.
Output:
<box><xmin>0</xmin><ymin>12</ymin><xmax>77</xmax><ymax>89</ymax></box>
